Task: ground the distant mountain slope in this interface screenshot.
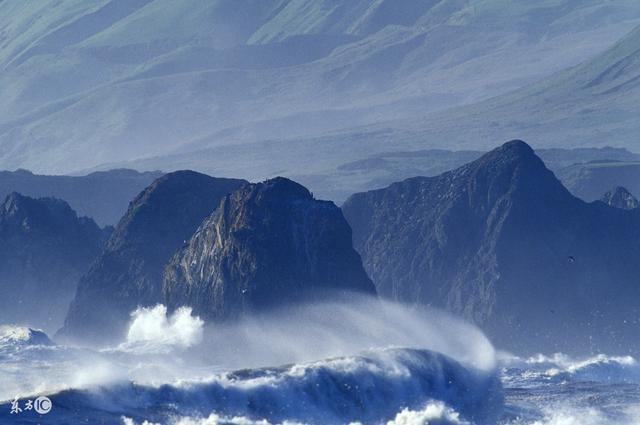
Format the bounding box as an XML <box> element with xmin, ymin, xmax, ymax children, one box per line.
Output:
<box><xmin>163</xmin><ymin>177</ymin><xmax>375</xmax><ymax>320</ymax></box>
<box><xmin>0</xmin><ymin>169</ymin><xmax>162</xmax><ymax>226</ymax></box>
<box><xmin>311</xmin><ymin>22</ymin><xmax>640</xmax><ymax>154</ymax></box>
<box><xmin>126</xmin><ymin>140</ymin><xmax>640</xmax><ymax>204</ymax></box>
<box><xmin>1</xmin><ymin>0</ymin><xmax>640</xmax><ymax>173</ymax></box>
<box><xmin>342</xmin><ymin>140</ymin><xmax>640</xmax><ymax>354</ymax></box>
<box><xmin>59</xmin><ymin>171</ymin><xmax>246</xmax><ymax>344</ymax></box>
<box><xmin>0</xmin><ymin>193</ymin><xmax>108</xmax><ymax>333</ymax></box>
<box><xmin>295</xmin><ymin>146</ymin><xmax>640</xmax><ymax>203</ymax></box>
<box><xmin>557</xmin><ymin>161</ymin><xmax>640</xmax><ymax>202</ymax></box>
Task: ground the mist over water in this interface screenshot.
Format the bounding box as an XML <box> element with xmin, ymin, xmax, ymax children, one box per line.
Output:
<box><xmin>1</xmin><ymin>295</ymin><xmax>639</xmax><ymax>424</ymax></box>
<box><xmin>0</xmin><ymin>294</ymin><xmax>497</xmax><ymax>395</ymax></box>
<box><xmin>192</xmin><ymin>295</ymin><xmax>496</xmax><ymax>372</ymax></box>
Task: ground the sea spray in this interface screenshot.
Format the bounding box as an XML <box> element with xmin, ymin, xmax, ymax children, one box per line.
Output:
<box><xmin>121</xmin><ymin>305</ymin><xmax>204</xmax><ymax>352</ymax></box>
<box><xmin>0</xmin><ymin>296</ymin><xmax>503</xmax><ymax>423</ymax></box>
<box><xmin>194</xmin><ymin>295</ymin><xmax>496</xmax><ymax>372</ymax></box>
<box><xmin>31</xmin><ymin>348</ymin><xmax>501</xmax><ymax>424</ymax></box>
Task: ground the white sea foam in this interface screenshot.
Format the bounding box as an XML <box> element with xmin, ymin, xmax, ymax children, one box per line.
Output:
<box><xmin>500</xmin><ymin>352</ymin><xmax>640</xmax><ymax>384</ymax></box>
<box><xmin>123</xmin><ymin>305</ymin><xmax>204</xmax><ymax>351</ymax></box>
<box><xmin>0</xmin><ymin>325</ymin><xmax>52</xmax><ymax>347</ymax></box>
<box><xmin>387</xmin><ymin>401</ymin><xmax>471</xmax><ymax>425</ymax></box>
<box><xmin>3</xmin><ymin>347</ymin><xmax>500</xmax><ymax>424</ymax></box>
<box><xmin>509</xmin><ymin>405</ymin><xmax>640</xmax><ymax>425</ymax></box>
<box><xmin>123</xmin><ymin>401</ymin><xmax>472</xmax><ymax>425</ymax></box>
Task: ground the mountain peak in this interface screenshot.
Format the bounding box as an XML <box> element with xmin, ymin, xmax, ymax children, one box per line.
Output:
<box><xmin>343</xmin><ymin>141</ymin><xmax>640</xmax><ymax>353</ymax></box>
<box><xmin>2</xmin><ymin>191</ymin><xmax>27</xmax><ymax>212</ymax></box>
<box><xmin>453</xmin><ymin>139</ymin><xmax>570</xmax><ymax>208</ymax></box>
<box><xmin>0</xmin><ymin>192</ymin><xmax>90</xmax><ymax>230</ymax></box>
<box><xmin>252</xmin><ymin>177</ymin><xmax>314</xmax><ymax>201</ymax></box>
<box><xmin>475</xmin><ymin>139</ymin><xmax>539</xmax><ymax>167</ymax></box>
<box><xmin>499</xmin><ymin>139</ymin><xmax>535</xmax><ymax>155</ymax></box>
<box><xmin>600</xmin><ymin>186</ymin><xmax>639</xmax><ymax>210</ymax></box>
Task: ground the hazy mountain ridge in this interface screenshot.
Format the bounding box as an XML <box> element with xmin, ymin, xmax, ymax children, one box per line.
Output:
<box><xmin>2</xmin><ymin>0</ymin><xmax>640</xmax><ymax>173</ymax></box>
<box><xmin>342</xmin><ymin>140</ymin><xmax>640</xmax><ymax>354</ymax></box>
<box><xmin>557</xmin><ymin>160</ymin><xmax>640</xmax><ymax>203</ymax></box>
<box><xmin>302</xmin><ymin>22</ymin><xmax>640</xmax><ymax>155</ymax></box>
<box><xmin>0</xmin><ymin>168</ymin><xmax>162</xmax><ymax>226</ymax></box>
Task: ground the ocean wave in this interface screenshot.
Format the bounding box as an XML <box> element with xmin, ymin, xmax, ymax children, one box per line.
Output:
<box><xmin>385</xmin><ymin>401</ymin><xmax>471</xmax><ymax>425</ymax></box>
<box><xmin>3</xmin><ymin>348</ymin><xmax>501</xmax><ymax>425</ymax></box>
<box><xmin>501</xmin><ymin>404</ymin><xmax>640</xmax><ymax>425</ymax></box>
<box><xmin>500</xmin><ymin>352</ymin><xmax>640</xmax><ymax>384</ymax></box>
<box><xmin>123</xmin><ymin>400</ymin><xmax>471</xmax><ymax>425</ymax></box>
<box><xmin>0</xmin><ymin>325</ymin><xmax>53</xmax><ymax>349</ymax></box>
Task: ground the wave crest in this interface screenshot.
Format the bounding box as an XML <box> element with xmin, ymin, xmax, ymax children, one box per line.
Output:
<box><xmin>41</xmin><ymin>348</ymin><xmax>502</xmax><ymax>425</ymax></box>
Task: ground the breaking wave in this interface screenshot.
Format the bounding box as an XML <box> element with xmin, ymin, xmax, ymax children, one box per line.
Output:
<box><xmin>0</xmin><ymin>297</ymin><xmax>502</xmax><ymax>424</ymax></box>
<box><xmin>37</xmin><ymin>348</ymin><xmax>501</xmax><ymax>425</ymax></box>
<box><xmin>501</xmin><ymin>352</ymin><xmax>640</xmax><ymax>385</ymax></box>
<box><xmin>120</xmin><ymin>305</ymin><xmax>204</xmax><ymax>352</ymax></box>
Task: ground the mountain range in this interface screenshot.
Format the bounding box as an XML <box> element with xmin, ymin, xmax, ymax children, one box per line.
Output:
<box><xmin>557</xmin><ymin>160</ymin><xmax>640</xmax><ymax>203</ymax></box>
<box><xmin>2</xmin><ymin>0</ymin><xmax>640</xmax><ymax>177</ymax></box>
<box><xmin>0</xmin><ymin>168</ymin><xmax>162</xmax><ymax>225</ymax></box>
<box><xmin>342</xmin><ymin>140</ymin><xmax>640</xmax><ymax>354</ymax></box>
<box><xmin>4</xmin><ymin>140</ymin><xmax>634</xmax><ymax>353</ymax></box>
<box><xmin>274</xmin><ymin>19</ymin><xmax>640</xmax><ymax>172</ymax></box>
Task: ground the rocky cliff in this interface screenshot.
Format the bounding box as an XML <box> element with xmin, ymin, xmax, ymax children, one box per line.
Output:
<box><xmin>59</xmin><ymin>171</ymin><xmax>246</xmax><ymax>344</ymax></box>
<box><xmin>0</xmin><ymin>193</ymin><xmax>108</xmax><ymax>333</ymax></box>
<box><xmin>599</xmin><ymin>186</ymin><xmax>639</xmax><ymax>210</ymax></box>
<box><xmin>163</xmin><ymin>177</ymin><xmax>375</xmax><ymax>320</ymax></box>
<box><xmin>343</xmin><ymin>140</ymin><xmax>640</xmax><ymax>354</ymax></box>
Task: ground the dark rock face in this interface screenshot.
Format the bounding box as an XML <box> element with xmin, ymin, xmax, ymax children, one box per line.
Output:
<box><xmin>59</xmin><ymin>171</ymin><xmax>246</xmax><ymax>344</ymax></box>
<box><xmin>0</xmin><ymin>193</ymin><xmax>108</xmax><ymax>333</ymax></box>
<box><xmin>342</xmin><ymin>140</ymin><xmax>640</xmax><ymax>354</ymax></box>
<box><xmin>599</xmin><ymin>186</ymin><xmax>639</xmax><ymax>210</ymax></box>
<box><xmin>163</xmin><ymin>177</ymin><xmax>375</xmax><ymax>320</ymax></box>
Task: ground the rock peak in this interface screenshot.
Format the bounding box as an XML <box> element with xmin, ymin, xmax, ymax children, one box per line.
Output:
<box><xmin>600</xmin><ymin>186</ymin><xmax>639</xmax><ymax>210</ymax></box>
<box><xmin>481</xmin><ymin>139</ymin><xmax>537</xmax><ymax>165</ymax></box>
<box><xmin>253</xmin><ymin>177</ymin><xmax>313</xmax><ymax>201</ymax></box>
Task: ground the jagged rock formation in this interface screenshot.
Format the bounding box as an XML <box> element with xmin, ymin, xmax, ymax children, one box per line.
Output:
<box><xmin>0</xmin><ymin>193</ymin><xmax>108</xmax><ymax>333</ymax></box>
<box><xmin>342</xmin><ymin>140</ymin><xmax>640</xmax><ymax>354</ymax></box>
<box><xmin>599</xmin><ymin>186</ymin><xmax>639</xmax><ymax>210</ymax></box>
<box><xmin>163</xmin><ymin>177</ymin><xmax>375</xmax><ymax>320</ymax></box>
<box><xmin>59</xmin><ymin>171</ymin><xmax>246</xmax><ymax>344</ymax></box>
